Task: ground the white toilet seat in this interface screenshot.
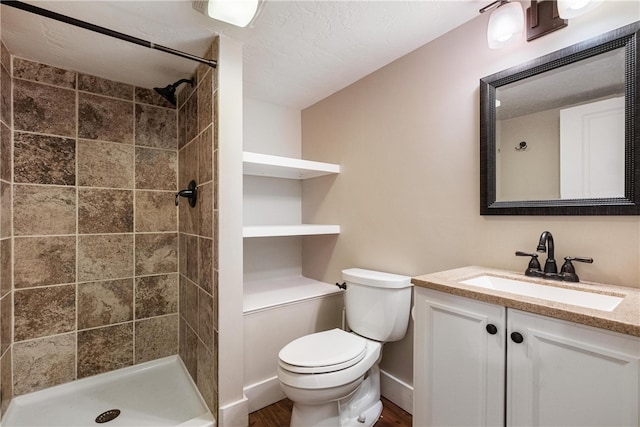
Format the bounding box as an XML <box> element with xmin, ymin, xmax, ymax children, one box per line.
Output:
<box><xmin>279</xmin><ymin>329</ymin><xmax>367</xmax><ymax>374</ymax></box>
<box><xmin>278</xmin><ymin>330</ymin><xmax>382</xmax><ymax>391</ymax></box>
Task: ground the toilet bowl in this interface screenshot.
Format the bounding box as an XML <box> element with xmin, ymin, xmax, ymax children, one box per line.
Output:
<box><xmin>277</xmin><ymin>268</ymin><xmax>412</xmax><ymax>427</ymax></box>
<box><xmin>278</xmin><ymin>329</ymin><xmax>382</xmax><ymax>427</ymax></box>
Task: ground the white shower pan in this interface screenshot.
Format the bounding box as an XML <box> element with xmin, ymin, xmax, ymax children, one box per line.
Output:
<box><xmin>3</xmin><ymin>356</ymin><xmax>215</xmax><ymax>427</ymax></box>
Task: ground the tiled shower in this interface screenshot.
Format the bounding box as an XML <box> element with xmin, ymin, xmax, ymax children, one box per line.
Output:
<box><xmin>0</xmin><ymin>34</ymin><xmax>219</xmax><ymax>420</ymax></box>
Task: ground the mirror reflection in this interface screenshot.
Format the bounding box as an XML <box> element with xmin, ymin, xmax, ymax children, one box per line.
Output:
<box><xmin>496</xmin><ymin>47</ymin><xmax>625</xmax><ymax>202</ymax></box>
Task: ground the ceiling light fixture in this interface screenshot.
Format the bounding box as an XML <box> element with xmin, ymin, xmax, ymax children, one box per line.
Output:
<box><xmin>192</xmin><ymin>0</ymin><xmax>263</xmax><ymax>28</ymax></box>
<box><xmin>480</xmin><ymin>0</ymin><xmax>525</xmax><ymax>49</ymax></box>
<box><xmin>557</xmin><ymin>0</ymin><xmax>603</xmax><ymax>19</ymax></box>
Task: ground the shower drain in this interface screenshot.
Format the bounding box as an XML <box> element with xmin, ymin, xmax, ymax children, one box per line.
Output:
<box><xmin>95</xmin><ymin>409</ymin><xmax>121</xmax><ymax>424</ymax></box>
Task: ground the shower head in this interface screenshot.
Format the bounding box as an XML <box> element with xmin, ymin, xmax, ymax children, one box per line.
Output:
<box><xmin>153</xmin><ymin>78</ymin><xmax>195</xmax><ymax>106</ymax></box>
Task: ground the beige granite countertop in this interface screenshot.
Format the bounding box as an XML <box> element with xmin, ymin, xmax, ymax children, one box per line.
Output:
<box><xmin>412</xmin><ymin>266</ymin><xmax>640</xmax><ymax>337</ymax></box>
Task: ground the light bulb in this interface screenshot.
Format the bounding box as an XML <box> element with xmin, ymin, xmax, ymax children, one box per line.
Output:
<box><xmin>487</xmin><ymin>2</ymin><xmax>524</xmax><ymax>49</ymax></box>
<box><xmin>207</xmin><ymin>0</ymin><xmax>260</xmax><ymax>27</ymax></box>
<box><xmin>557</xmin><ymin>0</ymin><xmax>603</xmax><ymax>19</ymax></box>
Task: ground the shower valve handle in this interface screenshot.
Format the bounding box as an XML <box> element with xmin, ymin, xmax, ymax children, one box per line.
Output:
<box><xmin>175</xmin><ymin>180</ymin><xmax>198</xmax><ymax>208</ymax></box>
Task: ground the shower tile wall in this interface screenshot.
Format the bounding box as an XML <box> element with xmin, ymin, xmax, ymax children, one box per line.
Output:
<box><xmin>0</xmin><ymin>39</ymin><xmax>13</xmax><ymax>419</ymax></box>
<box><xmin>178</xmin><ymin>38</ymin><xmax>219</xmax><ymax>416</ymax></box>
<box><xmin>9</xmin><ymin>57</ymin><xmax>180</xmax><ymax>397</ymax></box>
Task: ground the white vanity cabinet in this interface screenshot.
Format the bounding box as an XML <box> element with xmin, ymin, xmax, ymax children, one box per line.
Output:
<box><xmin>413</xmin><ymin>287</ymin><xmax>640</xmax><ymax>427</ymax></box>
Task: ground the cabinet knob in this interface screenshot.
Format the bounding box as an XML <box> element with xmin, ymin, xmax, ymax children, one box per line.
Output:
<box><xmin>510</xmin><ymin>332</ymin><xmax>524</xmax><ymax>344</ymax></box>
<box><xmin>486</xmin><ymin>324</ymin><xmax>498</xmax><ymax>335</ymax></box>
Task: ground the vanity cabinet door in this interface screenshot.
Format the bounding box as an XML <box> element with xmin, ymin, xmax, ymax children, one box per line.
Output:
<box><xmin>507</xmin><ymin>309</ymin><xmax>640</xmax><ymax>427</ymax></box>
<box><xmin>413</xmin><ymin>288</ymin><xmax>506</xmax><ymax>427</ymax></box>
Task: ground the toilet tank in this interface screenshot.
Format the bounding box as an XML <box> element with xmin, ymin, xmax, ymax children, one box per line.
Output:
<box><xmin>342</xmin><ymin>268</ymin><xmax>412</xmax><ymax>342</ymax></box>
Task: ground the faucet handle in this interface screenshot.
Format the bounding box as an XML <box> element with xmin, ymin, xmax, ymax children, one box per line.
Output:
<box><xmin>564</xmin><ymin>256</ymin><xmax>593</xmax><ymax>264</ymax></box>
<box><xmin>560</xmin><ymin>256</ymin><xmax>593</xmax><ymax>282</ymax></box>
<box><xmin>515</xmin><ymin>251</ymin><xmax>542</xmax><ymax>276</ymax></box>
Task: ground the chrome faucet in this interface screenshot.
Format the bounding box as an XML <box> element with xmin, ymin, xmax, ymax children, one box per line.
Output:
<box><xmin>536</xmin><ymin>231</ymin><xmax>557</xmax><ymax>274</ymax></box>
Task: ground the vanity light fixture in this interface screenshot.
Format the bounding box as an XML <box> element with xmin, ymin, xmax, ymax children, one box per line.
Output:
<box><xmin>557</xmin><ymin>0</ymin><xmax>603</xmax><ymax>19</ymax></box>
<box><xmin>480</xmin><ymin>0</ymin><xmax>525</xmax><ymax>49</ymax></box>
<box><xmin>526</xmin><ymin>0</ymin><xmax>567</xmax><ymax>42</ymax></box>
<box><xmin>192</xmin><ymin>0</ymin><xmax>263</xmax><ymax>27</ymax></box>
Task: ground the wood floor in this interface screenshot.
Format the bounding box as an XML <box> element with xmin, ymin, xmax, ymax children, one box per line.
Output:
<box><xmin>248</xmin><ymin>397</ymin><xmax>412</xmax><ymax>427</ymax></box>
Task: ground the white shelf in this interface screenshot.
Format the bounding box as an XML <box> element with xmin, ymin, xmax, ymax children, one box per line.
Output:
<box><xmin>243</xmin><ymin>151</ymin><xmax>340</xmax><ymax>179</ymax></box>
<box><xmin>243</xmin><ymin>276</ymin><xmax>343</xmax><ymax>313</ymax></box>
<box><xmin>243</xmin><ymin>224</ymin><xmax>340</xmax><ymax>238</ymax></box>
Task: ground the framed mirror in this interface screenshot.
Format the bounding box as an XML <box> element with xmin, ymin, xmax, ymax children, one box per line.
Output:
<box><xmin>480</xmin><ymin>21</ymin><xmax>640</xmax><ymax>215</ymax></box>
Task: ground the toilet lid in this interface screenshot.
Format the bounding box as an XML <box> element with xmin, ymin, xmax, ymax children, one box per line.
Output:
<box><xmin>278</xmin><ymin>329</ymin><xmax>367</xmax><ymax>374</ymax></box>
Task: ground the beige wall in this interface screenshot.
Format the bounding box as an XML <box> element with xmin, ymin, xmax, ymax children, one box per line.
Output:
<box><xmin>301</xmin><ymin>2</ymin><xmax>640</xmax><ymax>390</ymax></box>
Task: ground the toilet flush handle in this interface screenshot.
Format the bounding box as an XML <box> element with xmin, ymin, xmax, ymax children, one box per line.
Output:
<box><xmin>335</xmin><ymin>282</ymin><xmax>347</xmax><ymax>290</ymax></box>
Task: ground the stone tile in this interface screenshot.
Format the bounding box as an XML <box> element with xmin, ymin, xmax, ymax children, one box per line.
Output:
<box><xmin>14</xmin><ymin>132</ymin><xmax>75</xmax><ymax>185</ymax></box>
<box><xmin>135</xmin><ymin>273</ymin><xmax>178</xmax><ymax>319</ymax></box>
<box><xmin>198</xmin><ymin>71</ymin><xmax>213</xmax><ymax>133</ymax></box>
<box><xmin>13</xmin><ymin>333</ymin><xmax>75</xmax><ymax>396</ymax></box>
<box><xmin>135</xmin><ymin>87</ymin><xmax>175</xmax><ymax>109</ymax></box>
<box><xmin>14</xmin><ymin>284</ymin><xmax>75</xmax><ymax>341</ymax></box>
<box><xmin>78</xmin><ymin>92</ymin><xmax>133</xmax><ymax>143</ymax></box>
<box><xmin>78</xmin><ymin>74</ymin><xmax>133</xmax><ymax>100</ymax></box>
<box><xmin>1</xmin><ymin>349</ymin><xmax>12</xmax><ymax>414</ymax></box>
<box><xmin>13</xmin><ymin>58</ymin><xmax>76</xmax><ymax>89</ymax></box>
<box><xmin>197</xmin><ymin>341</ymin><xmax>216</xmax><ymax>413</ymax></box>
<box><xmin>178</xmin><ymin>103</ymin><xmax>187</xmax><ymax>149</ymax></box>
<box><xmin>135</xmin><ymin>147</ymin><xmax>177</xmax><ymax>190</ymax></box>
<box><xmin>78</xmin><ymin>234</ymin><xmax>133</xmax><ymax>282</ymax></box>
<box><xmin>79</xmin><ymin>188</ymin><xmax>133</xmax><ymax>234</ymax></box>
<box><xmin>13</xmin><ymin>79</ymin><xmax>75</xmax><ymax>137</ymax></box>
<box><xmin>198</xmin><ymin>182</ymin><xmax>213</xmax><ymax>238</ymax></box>
<box><xmin>77</xmin><ymin>139</ymin><xmax>134</xmax><ymax>188</ymax></box>
<box><xmin>181</xmin><ymin>276</ymin><xmax>198</xmax><ymax>331</ymax></box>
<box><xmin>1</xmin><ymin>122</ymin><xmax>10</xmax><ymax>182</ymax></box>
<box><xmin>177</xmin><ymin>80</ymin><xmax>196</xmax><ymax>109</ymax></box>
<box><xmin>1</xmin><ymin>63</ymin><xmax>11</xmax><ymax>127</ymax></box>
<box><xmin>198</xmin><ymin>125</ymin><xmax>213</xmax><ymax>184</ymax></box>
<box><xmin>185</xmin><ymin>89</ymin><xmax>199</xmax><ymax>144</ymax></box>
<box><xmin>135</xmin><ymin>233</ymin><xmax>177</xmax><ymax>276</ymax></box>
<box><xmin>78</xmin><ymin>279</ymin><xmax>133</xmax><ymax>330</ymax></box>
<box><xmin>198</xmin><ymin>237</ymin><xmax>213</xmax><ymax>295</ymax></box>
<box><xmin>1</xmin><ymin>292</ymin><xmax>12</xmax><ymax>355</ymax></box>
<box><xmin>180</xmin><ymin>318</ymin><xmax>198</xmax><ymax>381</ymax></box>
<box><xmin>198</xmin><ymin>288</ymin><xmax>214</xmax><ymax>352</ymax></box>
<box><xmin>135</xmin><ymin>104</ymin><xmax>177</xmax><ymax>150</ymax></box>
<box><xmin>0</xmin><ymin>42</ymin><xmax>9</xmax><ymax>72</ymax></box>
<box><xmin>180</xmin><ymin>234</ymin><xmax>198</xmax><ymax>284</ymax></box>
<box><xmin>134</xmin><ymin>314</ymin><xmax>178</xmax><ymax>364</ymax></box>
<box><xmin>178</xmin><ymin>142</ymin><xmax>199</xmax><ymax>234</ymax></box>
<box><xmin>13</xmin><ymin>185</ymin><xmax>76</xmax><ymax>236</ymax></box>
<box><xmin>14</xmin><ymin>236</ymin><xmax>75</xmax><ymax>288</ymax></box>
<box><xmin>0</xmin><ymin>182</ymin><xmax>9</xmax><ymax>239</ymax></box>
<box><xmin>179</xmin><ymin>137</ymin><xmax>199</xmax><ymax>189</ymax></box>
<box><xmin>135</xmin><ymin>191</ymin><xmax>177</xmax><ymax>232</ymax></box>
<box><xmin>179</xmin><ymin>274</ymin><xmax>186</xmax><ymax>319</ymax></box>
<box><xmin>1</xmin><ymin>238</ymin><xmax>11</xmax><ymax>297</ymax></box>
<box><xmin>78</xmin><ymin>324</ymin><xmax>133</xmax><ymax>378</ymax></box>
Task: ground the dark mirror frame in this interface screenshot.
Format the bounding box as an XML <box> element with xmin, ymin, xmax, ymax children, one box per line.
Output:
<box><xmin>480</xmin><ymin>21</ymin><xmax>640</xmax><ymax>215</ymax></box>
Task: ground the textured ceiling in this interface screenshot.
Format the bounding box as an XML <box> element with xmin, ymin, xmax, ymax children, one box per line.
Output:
<box><xmin>1</xmin><ymin>0</ymin><xmax>489</xmax><ymax>109</ymax></box>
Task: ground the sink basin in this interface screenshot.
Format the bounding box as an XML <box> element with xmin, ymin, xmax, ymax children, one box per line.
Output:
<box><xmin>460</xmin><ymin>275</ymin><xmax>623</xmax><ymax>312</ymax></box>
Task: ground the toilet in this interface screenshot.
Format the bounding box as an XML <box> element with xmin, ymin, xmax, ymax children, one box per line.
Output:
<box><xmin>277</xmin><ymin>268</ymin><xmax>412</xmax><ymax>427</ymax></box>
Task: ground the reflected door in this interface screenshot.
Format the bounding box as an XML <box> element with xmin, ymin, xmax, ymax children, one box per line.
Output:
<box><xmin>560</xmin><ymin>96</ymin><xmax>625</xmax><ymax>199</ymax></box>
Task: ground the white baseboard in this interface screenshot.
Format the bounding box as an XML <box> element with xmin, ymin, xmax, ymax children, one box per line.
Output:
<box><xmin>244</xmin><ymin>376</ymin><xmax>286</xmax><ymax>413</ymax></box>
<box><xmin>242</xmin><ymin>371</ymin><xmax>412</xmax><ymax>418</ymax></box>
<box><xmin>380</xmin><ymin>369</ymin><xmax>413</xmax><ymax>415</ymax></box>
<box><xmin>218</xmin><ymin>395</ymin><xmax>249</xmax><ymax>427</ymax></box>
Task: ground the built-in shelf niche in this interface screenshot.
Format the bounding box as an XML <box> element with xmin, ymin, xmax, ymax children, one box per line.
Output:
<box><xmin>242</xmin><ymin>151</ymin><xmax>340</xmax><ymax>238</ymax></box>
